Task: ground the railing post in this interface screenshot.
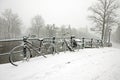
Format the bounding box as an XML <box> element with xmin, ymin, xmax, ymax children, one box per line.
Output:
<box><xmin>52</xmin><ymin>36</ymin><xmax>55</xmax><ymax>44</ymax></box>
<box><xmin>82</xmin><ymin>38</ymin><xmax>85</xmax><ymax>49</ymax></box>
<box><xmin>70</xmin><ymin>35</ymin><xmax>75</xmax><ymax>48</ymax></box>
<box><xmin>39</xmin><ymin>39</ymin><xmax>43</xmax><ymax>51</ymax></box>
<box><xmin>52</xmin><ymin>36</ymin><xmax>58</xmax><ymax>54</ymax></box>
<box><xmin>91</xmin><ymin>38</ymin><xmax>93</xmax><ymax>48</ymax></box>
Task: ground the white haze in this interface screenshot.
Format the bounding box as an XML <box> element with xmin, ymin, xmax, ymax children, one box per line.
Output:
<box><xmin>0</xmin><ymin>0</ymin><xmax>96</xmax><ymax>28</ymax></box>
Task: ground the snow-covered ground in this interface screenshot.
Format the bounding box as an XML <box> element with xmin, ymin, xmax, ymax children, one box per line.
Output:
<box><xmin>0</xmin><ymin>45</ymin><xmax>120</xmax><ymax>80</ymax></box>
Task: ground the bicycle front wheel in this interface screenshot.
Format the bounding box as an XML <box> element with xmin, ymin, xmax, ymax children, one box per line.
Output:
<box><xmin>9</xmin><ymin>45</ymin><xmax>31</xmax><ymax>66</ymax></box>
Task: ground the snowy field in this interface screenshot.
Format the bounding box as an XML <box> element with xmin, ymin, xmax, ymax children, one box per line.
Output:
<box><xmin>0</xmin><ymin>45</ymin><xmax>120</xmax><ymax>80</ymax></box>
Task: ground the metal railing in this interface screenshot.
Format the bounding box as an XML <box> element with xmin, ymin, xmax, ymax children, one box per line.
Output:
<box><xmin>0</xmin><ymin>37</ymin><xmax>103</xmax><ymax>56</ymax></box>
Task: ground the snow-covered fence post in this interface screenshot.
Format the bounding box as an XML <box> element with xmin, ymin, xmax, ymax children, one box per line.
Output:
<box><xmin>52</xmin><ymin>36</ymin><xmax>55</xmax><ymax>44</ymax></box>
<box><xmin>52</xmin><ymin>36</ymin><xmax>58</xmax><ymax>54</ymax></box>
<box><xmin>70</xmin><ymin>35</ymin><xmax>76</xmax><ymax>48</ymax></box>
<box><xmin>82</xmin><ymin>38</ymin><xmax>85</xmax><ymax>49</ymax></box>
<box><xmin>91</xmin><ymin>38</ymin><xmax>93</xmax><ymax>48</ymax></box>
<box><xmin>70</xmin><ymin>36</ymin><xmax>73</xmax><ymax>48</ymax></box>
<box><xmin>39</xmin><ymin>38</ymin><xmax>44</xmax><ymax>51</ymax></box>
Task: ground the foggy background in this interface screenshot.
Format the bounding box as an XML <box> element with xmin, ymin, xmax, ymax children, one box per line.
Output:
<box><xmin>0</xmin><ymin>0</ymin><xmax>95</xmax><ymax>28</ymax></box>
<box><xmin>0</xmin><ymin>0</ymin><xmax>120</xmax><ymax>42</ymax></box>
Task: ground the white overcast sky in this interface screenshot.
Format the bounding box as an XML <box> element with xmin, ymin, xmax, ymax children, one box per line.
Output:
<box><xmin>0</xmin><ymin>0</ymin><xmax>96</xmax><ymax>28</ymax></box>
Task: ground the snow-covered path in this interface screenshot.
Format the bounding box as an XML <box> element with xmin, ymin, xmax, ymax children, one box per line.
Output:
<box><xmin>0</xmin><ymin>47</ymin><xmax>120</xmax><ymax>80</ymax></box>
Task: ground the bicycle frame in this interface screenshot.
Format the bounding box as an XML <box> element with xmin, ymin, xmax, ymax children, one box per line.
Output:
<box><xmin>22</xmin><ymin>37</ymin><xmax>46</xmax><ymax>58</ymax></box>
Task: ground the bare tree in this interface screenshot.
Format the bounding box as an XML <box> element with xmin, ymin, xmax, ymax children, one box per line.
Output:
<box><xmin>89</xmin><ymin>0</ymin><xmax>120</xmax><ymax>42</ymax></box>
<box><xmin>0</xmin><ymin>9</ymin><xmax>21</xmax><ymax>39</ymax></box>
<box><xmin>30</xmin><ymin>15</ymin><xmax>45</xmax><ymax>37</ymax></box>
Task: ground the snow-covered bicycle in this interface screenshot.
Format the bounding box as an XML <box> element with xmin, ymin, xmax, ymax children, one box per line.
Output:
<box><xmin>9</xmin><ymin>36</ymin><xmax>56</xmax><ymax>66</ymax></box>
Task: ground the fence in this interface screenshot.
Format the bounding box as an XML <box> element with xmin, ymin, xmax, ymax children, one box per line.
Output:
<box><xmin>0</xmin><ymin>37</ymin><xmax>103</xmax><ymax>64</ymax></box>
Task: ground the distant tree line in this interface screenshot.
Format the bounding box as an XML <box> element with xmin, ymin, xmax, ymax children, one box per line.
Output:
<box><xmin>27</xmin><ymin>15</ymin><xmax>96</xmax><ymax>39</ymax></box>
<box><xmin>28</xmin><ymin>15</ymin><xmax>95</xmax><ymax>39</ymax></box>
<box><xmin>0</xmin><ymin>9</ymin><xmax>97</xmax><ymax>40</ymax></box>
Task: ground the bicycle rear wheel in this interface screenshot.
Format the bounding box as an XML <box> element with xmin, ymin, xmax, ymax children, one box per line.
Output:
<box><xmin>47</xmin><ymin>44</ymin><xmax>54</xmax><ymax>54</ymax></box>
<box><xmin>9</xmin><ymin>45</ymin><xmax>31</xmax><ymax>66</ymax></box>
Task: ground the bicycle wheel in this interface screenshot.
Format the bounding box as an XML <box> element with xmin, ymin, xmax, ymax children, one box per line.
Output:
<box><xmin>39</xmin><ymin>43</ymin><xmax>52</xmax><ymax>55</ymax></box>
<box><xmin>47</xmin><ymin>44</ymin><xmax>54</xmax><ymax>54</ymax></box>
<box><xmin>47</xmin><ymin>43</ymin><xmax>59</xmax><ymax>55</ymax></box>
<box><xmin>9</xmin><ymin>45</ymin><xmax>31</xmax><ymax>66</ymax></box>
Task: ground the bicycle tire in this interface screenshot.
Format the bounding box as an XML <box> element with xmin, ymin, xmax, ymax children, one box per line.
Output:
<box><xmin>47</xmin><ymin>44</ymin><xmax>54</xmax><ymax>54</ymax></box>
<box><xmin>9</xmin><ymin>45</ymin><xmax>31</xmax><ymax>66</ymax></box>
